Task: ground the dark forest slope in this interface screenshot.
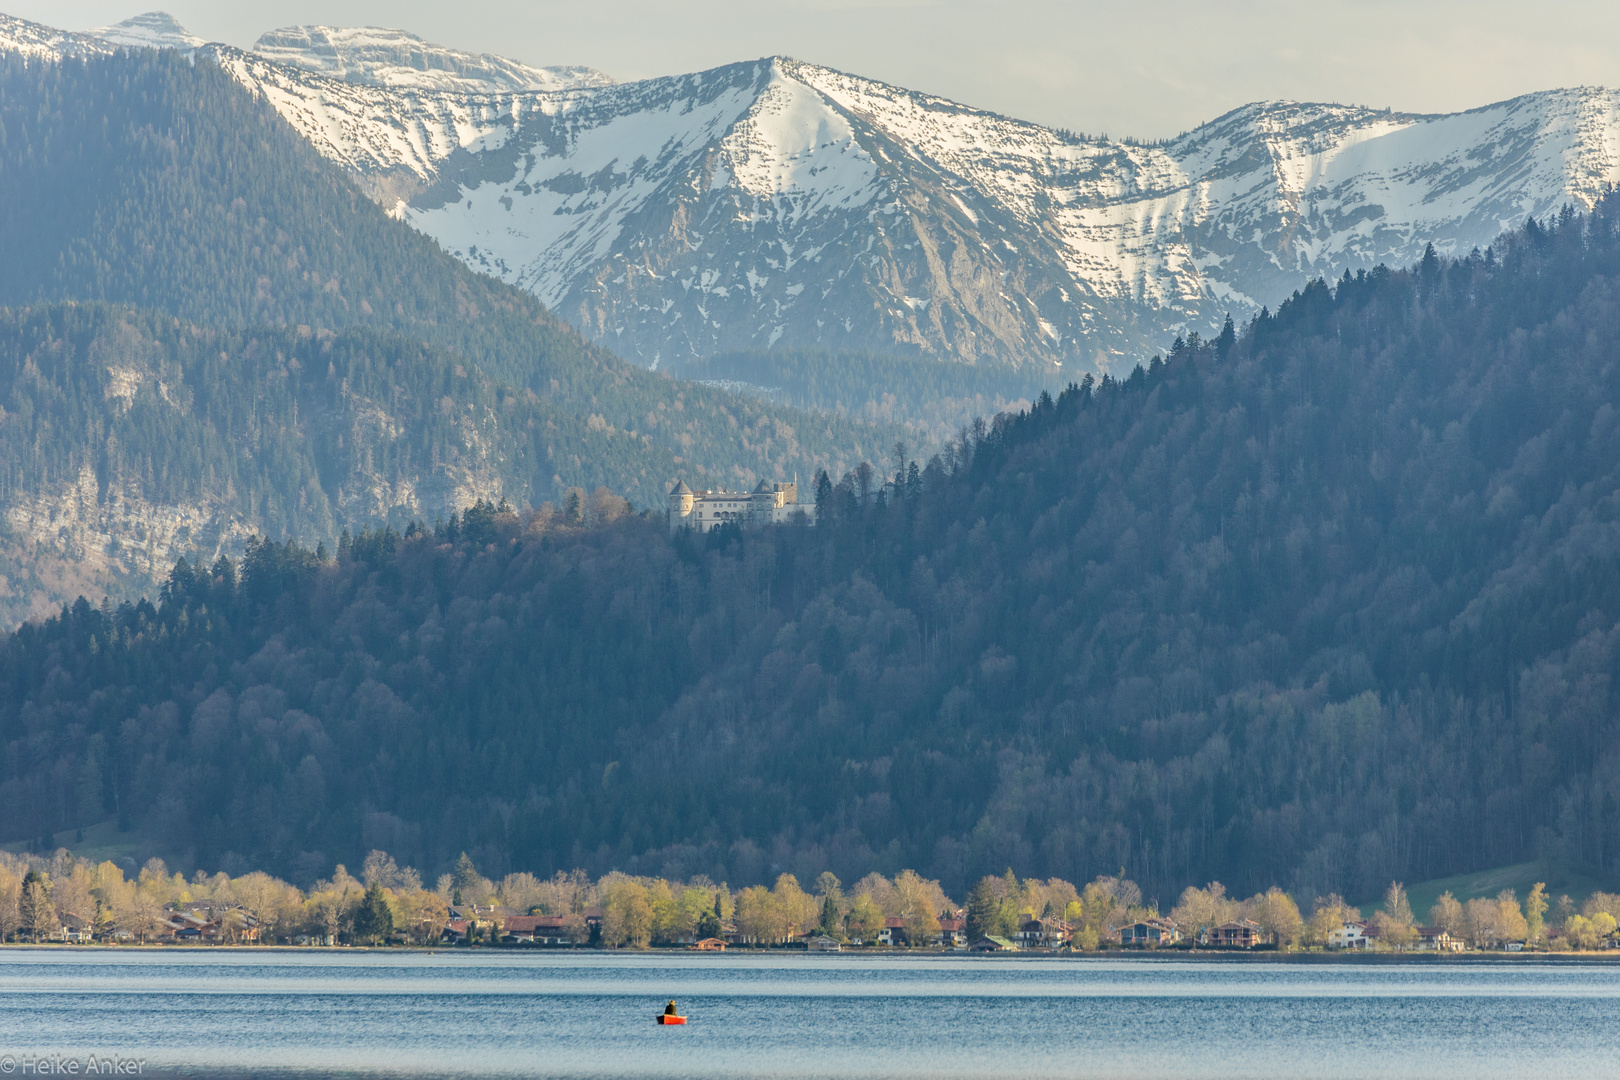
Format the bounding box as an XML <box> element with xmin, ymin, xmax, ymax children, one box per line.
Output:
<box><xmin>0</xmin><ymin>51</ymin><xmax>585</xmax><ymax>392</ymax></box>
<box><xmin>7</xmin><ymin>203</ymin><xmax>1620</xmax><ymax>902</ymax></box>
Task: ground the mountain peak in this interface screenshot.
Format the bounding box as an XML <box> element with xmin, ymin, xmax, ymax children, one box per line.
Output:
<box><xmin>250</xmin><ymin>24</ymin><xmax>612</xmax><ymax>94</ymax></box>
<box><xmin>89</xmin><ymin>11</ymin><xmax>203</xmax><ymax>50</ymax></box>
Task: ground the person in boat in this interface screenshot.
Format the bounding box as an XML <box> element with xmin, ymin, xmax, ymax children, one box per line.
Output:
<box><xmin>665</xmin><ymin>1000</ymin><xmax>679</xmax><ymax>1017</ymax></box>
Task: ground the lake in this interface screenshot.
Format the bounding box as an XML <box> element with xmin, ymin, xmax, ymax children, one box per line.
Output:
<box><xmin>0</xmin><ymin>949</ymin><xmax>1616</xmax><ymax>1078</ymax></box>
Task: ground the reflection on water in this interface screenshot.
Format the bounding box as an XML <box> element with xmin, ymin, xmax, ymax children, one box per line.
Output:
<box><xmin>0</xmin><ymin>949</ymin><xmax>1616</xmax><ymax>1078</ymax></box>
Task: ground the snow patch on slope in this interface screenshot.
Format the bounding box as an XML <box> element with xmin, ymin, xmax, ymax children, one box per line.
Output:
<box><xmin>718</xmin><ymin>62</ymin><xmax>882</xmax><ymax>217</ymax></box>
<box><xmin>408</xmin><ymin>66</ymin><xmax>773</xmax><ymax>307</ymax></box>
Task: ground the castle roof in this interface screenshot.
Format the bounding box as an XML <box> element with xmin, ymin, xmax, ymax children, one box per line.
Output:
<box><xmin>669</xmin><ymin>479</ymin><xmax>692</xmax><ymax>496</ymax></box>
<box><xmin>753</xmin><ymin>479</ymin><xmax>773</xmax><ymax>493</ymax></box>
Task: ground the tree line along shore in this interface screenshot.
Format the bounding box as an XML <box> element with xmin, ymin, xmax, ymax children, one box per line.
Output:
<box><xmin>0</xmin><ymin>848</ymin><xmax>1615</xmax><ymax>954</ymax></box>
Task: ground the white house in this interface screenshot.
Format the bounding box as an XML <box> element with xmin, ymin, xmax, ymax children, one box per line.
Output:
<box><xmin>1328</xmin><ymin>922</ymin><xmax>1371</xmax><ymax>949</ymax></box>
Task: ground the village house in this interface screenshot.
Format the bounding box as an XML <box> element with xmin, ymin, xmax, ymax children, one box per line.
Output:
<box><xmin>510</xmin><ymin>915</ymin><xmax>585</xmax><ymax>945</ymax></box>
<box><xmin>154</xmin><ymin>903</ymin><xmax>261</xmax><ymax>944</ymax></box>
<box><xmin>970</xmin><ymin>936</ymin><xmax>1019</xmax><ymax>951</ymax></box>
<box><xmin>937</xmin><ymin>917</ymin><xmax>968</xmax><ymax>948</ymax></box>
<box><xmin>1117</xmin><ymin>918</ymin><xmax>1181</xmax><ymax>946</ymax></box>
<box><xmin>162</xmin><ymin>911</ymin><xmax>210</xmax><ymax>940</ymax></box>
<box><xmin>449</xmin><ymin>903</ymin><xmax>516</xmax><ymax>924</ymax></box>
<box><xmin>209</xmin><ymin>913</ymin><xmax>259</xmax><ymax>943</ymax></box>
<box><xmin>1208</xmin><ymin>919</ymin><xmax>1264</xmax><ymax>948</ymax></box>
<box><xmin>877</xmin><ymin>917</ymin><xmax>909</xmax><ymax>946</ymax></box>
<box><xmin>1327</xmin><ymin>922</ymin><xmax>1372</xmax><ymax>949</ymax></box>
<box><xmin>1016</xmin><ymin>917</ymin><xmax>1071</xmax><ymax>948</ymax></box>
<box><xmin>1415</xmin><ymin>926</ymin><xmax>1463</xmax><ymax>952</ymax></box>
<box><xmin>502</xmin><ymin>916</ymin><xmax>548</xmax><ymax>944</ymax></box>
<box><xmin>668</xmin><ymin>478</ymin><xmax>814</xmax><ymax>533</ymax></box>
<box><xmin>809</xmin><ymin>935</ymin><xmax>841</xmax><ymax>952</ymax></box>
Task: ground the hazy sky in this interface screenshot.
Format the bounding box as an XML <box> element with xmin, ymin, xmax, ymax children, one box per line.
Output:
<box><xmin>11</xmin><ymin>1</ymin><xmax>1620</xmax><ymax>137</ymax></box>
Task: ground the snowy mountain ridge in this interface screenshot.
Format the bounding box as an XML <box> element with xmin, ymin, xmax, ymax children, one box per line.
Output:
<box><xmin>5</xmin><ymin>10</ymin><xmax>1620</xmax><ymax>375</ymax></box>
<box><xmin>219</xmin><ymin>44</ymin><xmax>1620</xmax><ymax>372</ymax></box>
<box><xmin>249</xmin><ymin>24</ymin><xmax>612</xmax><ymax>94</ymax></box>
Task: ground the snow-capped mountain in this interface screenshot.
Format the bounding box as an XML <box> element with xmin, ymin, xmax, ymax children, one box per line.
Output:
<box><xmin>0</xmin><ymin>10</ymin><xmax>200</xmax><ymax>54</ymax></box>
<box><xmin>250</xmin><ymin>25</ymin><xmax>612</xmax><ymax>94</ymax></box>
<box><xmin>216</xmin><ymin>46</ymin><xmax>1620</xmax><ymax>373</ymax></box>
<box><xmin>6</xmin><ymin>11</ymin><xmax>1620</xmax><ymax>375</ymax></box>
<box><xmin>90</xmin><ymin>11</ymin><xmax>201</xmax><ymax>50</ymax></box>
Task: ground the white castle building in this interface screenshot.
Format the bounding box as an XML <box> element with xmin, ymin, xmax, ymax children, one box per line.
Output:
<box><xmin>668</xmin><ymin>478</ymin><xmax>814</xmax><ymax>533</ymax></box>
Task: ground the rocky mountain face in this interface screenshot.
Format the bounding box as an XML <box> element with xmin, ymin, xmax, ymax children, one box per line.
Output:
<box><xmin>9</xmin><ymin>11</ymin><xmax>1618</xmax><ymax>378</ymax></box>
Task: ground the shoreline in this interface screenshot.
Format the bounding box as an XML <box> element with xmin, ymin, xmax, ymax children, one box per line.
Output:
<box><xmin>3</xmin><ymin>942</ymin><xmax>1617</xmax><ymax>962</ymax></box>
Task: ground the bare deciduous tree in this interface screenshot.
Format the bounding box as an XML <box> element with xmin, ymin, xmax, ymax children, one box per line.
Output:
<box><xmin>21</xmin><ymin>874</ymin><xmax>54</xmax><ymax>942</ymax></box>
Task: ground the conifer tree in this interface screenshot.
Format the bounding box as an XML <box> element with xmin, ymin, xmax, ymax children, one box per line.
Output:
<box><xmin>965</xmin><ymin>877</ymin><xmax>999</xmax><ymax>941</ymax></box>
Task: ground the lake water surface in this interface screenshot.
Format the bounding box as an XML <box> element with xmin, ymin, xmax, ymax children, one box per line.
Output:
<box><xmin>0</xmin><ymin>948</ymin><xmax>1616</xmax><ymax>1079</ymax></box>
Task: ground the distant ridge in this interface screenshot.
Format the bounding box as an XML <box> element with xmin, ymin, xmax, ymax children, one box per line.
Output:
<box><xmin>250</xmin><ymin>24</ymin><xmax>612</xmax><ymax>93</ymax></box>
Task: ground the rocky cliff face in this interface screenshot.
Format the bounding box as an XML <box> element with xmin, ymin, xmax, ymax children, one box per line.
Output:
<box><xmin>0</xmin><ymin>466</ymin><xmax>253</xmax><ymax>627</ymax></box>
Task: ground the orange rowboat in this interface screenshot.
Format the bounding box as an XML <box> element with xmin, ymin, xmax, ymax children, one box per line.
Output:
<box><xmin>656</xmin><ymin>1014</ymin><xmax>687</xmax><ymax>1025</ymax></box>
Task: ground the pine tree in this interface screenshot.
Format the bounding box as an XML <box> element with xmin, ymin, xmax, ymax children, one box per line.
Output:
<box><xmin>352</xmin><ymin>881</ymin><xmax>394</xmax><ymax>945</ymax></box>
<box><xmin>819</xmin><ymin>894</ymin><xmax>840</xmax><ymax>937</ymax></box>
<box><xmin>965</xmin><ymin>877</ymin><xmax>999</xmax><ymax>941</ymax></box>
<box><xmin>1215</xmin><ymin>313</ymin><xmax>1236</xmax><ymax>358</ymax></box>
<box><xmin>451</xmin><ymin>853</ymin><xmax>480</xmax><ymax>898</ymax></box>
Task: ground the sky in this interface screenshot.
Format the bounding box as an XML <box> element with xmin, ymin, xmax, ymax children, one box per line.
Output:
<box><xmin>9</xmin><ymin>1</ymin><xmax>1620</xmax><ymax>138</ymax></box>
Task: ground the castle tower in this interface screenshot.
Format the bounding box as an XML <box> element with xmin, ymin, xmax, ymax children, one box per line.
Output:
<box><xmin>750</xmin><ymin>478</ymin><xmax>778</xmax><ymax>523</ymax></box>
<box><xmin>668</xmin><ymin>479</ymin><xmax>694</xmax><ymax>530</ymax></box>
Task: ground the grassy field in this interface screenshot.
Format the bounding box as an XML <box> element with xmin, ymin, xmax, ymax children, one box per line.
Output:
<box><xmin>1358</xmin><ymin>862</ymin><xmax>1611</xmax><ymax>920</ymax></box>
<box><xmin>0</xmin><ymin>818</ymin><xmax>144</xmax><ymax>871</ymax></box>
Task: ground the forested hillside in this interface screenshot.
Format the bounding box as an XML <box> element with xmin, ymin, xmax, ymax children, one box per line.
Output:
<box><xmin>0</xmin><ymin>50</ymin><xmax>900</xmax><ymax>618</ymax></box>
<box><xmin>0</xmin><ymin>303</ymin><xmax>696</xmax><ymax>626</ymax></box>
<box><xmin>7</xmin><ymin>201</ymin><xmax>1620</xmax><ymax>902</ymax></box>
<box><xmin>668</xmin><ymin>348</ymin><xmax>1054</xmax><ymax>436</ymax></box>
